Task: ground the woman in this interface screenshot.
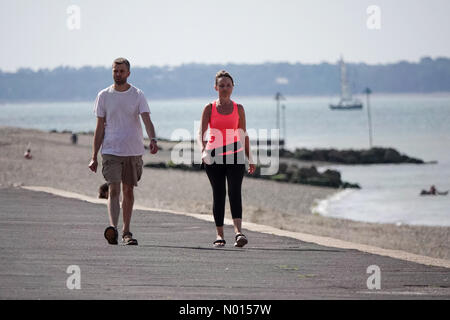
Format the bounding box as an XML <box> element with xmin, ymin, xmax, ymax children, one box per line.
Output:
<box><xmin>198</xmin><ymin>70</ymin><xmax>256</xmax><ymax>248</ymax></box>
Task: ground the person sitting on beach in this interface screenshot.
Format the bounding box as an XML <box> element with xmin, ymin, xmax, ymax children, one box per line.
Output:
<box><xmin>88</xmin><ymin>57</ymin><xmax>158</xmax><ymax>246</ymax></box>
<box><xmin>24</xmin><ymin>148</ymin><xmax>32</xmax><ymax>159</ymax></box>
<box><xmin>197</xmin><ymin>70</ymin><xmax>256</xmax><ymax>248</ymax></box>
<box><xmin>71</xmin><ymin>133</ymin><xmax>78</xmax><ymax>145</ymax></box>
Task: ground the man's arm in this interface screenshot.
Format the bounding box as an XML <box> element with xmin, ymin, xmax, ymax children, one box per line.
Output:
<box><xmin>88</xmin><ymin>117</ymin><xmax>105</xmax><ymax>172</ymax></box>
<box><xmin>140</xmin><ymin>112</ymin><xmax>158</xmax><ymax>154</ymax></box>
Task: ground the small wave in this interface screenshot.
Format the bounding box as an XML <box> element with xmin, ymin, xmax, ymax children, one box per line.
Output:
<box><xmin>311</xmin><ymin>189</ymin><xmax>356</xmax><ymax>216</ymax></box>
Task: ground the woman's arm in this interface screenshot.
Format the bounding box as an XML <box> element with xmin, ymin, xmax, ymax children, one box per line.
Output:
<box><xmin>198</xmin><ymin>104</ymin><xmax>212</xmax><ymax>152</ymax></box>
<box><xmin>237</xmin><ymin>104</ymin><xmax>255</xmax><ymax>174</ymax></box>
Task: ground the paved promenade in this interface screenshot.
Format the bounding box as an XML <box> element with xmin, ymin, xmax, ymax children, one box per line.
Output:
<box><xmin>0</xmin><ymin>187</ymin><xmax>449</xmax><ymax>299</ymax></box>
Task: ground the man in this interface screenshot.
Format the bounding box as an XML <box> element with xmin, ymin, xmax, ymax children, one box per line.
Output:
<box><xmin>89</xmin><ymin>57</ymin><xmax>158</xmax><ymax>245</ymax></box>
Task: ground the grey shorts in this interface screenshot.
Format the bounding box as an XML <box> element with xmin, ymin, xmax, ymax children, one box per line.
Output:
<box><xmin>101</xmin><ymin>154</ymin><xmax>143</xmax><ymax>187</ymax></box>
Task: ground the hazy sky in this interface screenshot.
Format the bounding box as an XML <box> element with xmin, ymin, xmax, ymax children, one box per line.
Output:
<box><xmin>1</xmin><ymin>0</ymin><xmax>450</xmax><ymax>71</ymax></box>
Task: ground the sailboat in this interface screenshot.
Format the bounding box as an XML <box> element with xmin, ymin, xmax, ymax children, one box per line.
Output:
<box><xmin>330</xmin><ymin>56</ymin><xmax>363</xmax><ymax>110</ymax></box>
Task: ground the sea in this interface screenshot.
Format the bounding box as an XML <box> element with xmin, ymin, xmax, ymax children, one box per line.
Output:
<box><xmin>1</xmin><ymin>93</ymin><xmax>449</xmax><ymax>227</ymax></box>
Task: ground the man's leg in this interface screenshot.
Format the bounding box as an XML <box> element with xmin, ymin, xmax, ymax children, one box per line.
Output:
<box><xmin>122</xmin><ymin>183</ymin><xmax>134</xmax><ymax>234</ymax></box>
<box><xmin>107</xmin><ymin>182</ymin><xmax>121</xmax><ymax>228</ymax></box>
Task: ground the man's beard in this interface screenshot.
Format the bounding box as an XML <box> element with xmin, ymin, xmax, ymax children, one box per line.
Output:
<box><xmin>114</xmin><ymin>78</ymin><xmax>126</xmax><ymax>85</ymax></box>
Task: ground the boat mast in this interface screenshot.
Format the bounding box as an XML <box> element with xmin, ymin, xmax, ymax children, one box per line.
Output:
<box><xmin>340</xmin><ymin>55</ymin><xmax>351</xmax><ymax>102</ymax></box>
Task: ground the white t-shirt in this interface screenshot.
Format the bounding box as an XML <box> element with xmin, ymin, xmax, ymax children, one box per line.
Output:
<box><xmin>94</xmin><ymin>84</ymin><xmax>150</xmax><ymax>156</ymax></box>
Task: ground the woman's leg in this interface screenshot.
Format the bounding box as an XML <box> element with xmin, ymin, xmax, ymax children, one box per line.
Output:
<box><xmin>205</xmin><ymin>164</ymin><xmax>227</xmax><ymax>240</ymax></box>
<box><xmin>226</xmin><ymin>164</ymin><xmax>246</xmax><ymax>234</ymax></box>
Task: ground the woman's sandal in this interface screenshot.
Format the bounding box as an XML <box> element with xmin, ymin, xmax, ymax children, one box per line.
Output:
<box><xmin>213</xmin><ymin>239</ymin><xmax>226</xmax><ymax>247</ymax></box>
<box><xmin>122</xmin><ymin>231</ymin><xmax>138</xmax><ymax>246</ymax></box>
<box><xmin>234</xmin><ymin>233</ymin><xmax>248</xmax><ymax>248</ymax></box>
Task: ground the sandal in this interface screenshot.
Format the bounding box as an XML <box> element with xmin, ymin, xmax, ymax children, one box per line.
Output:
<box><xmin>104</xmin><ymin>226</ymin><xmax>118</xmax><ymax>245</ymax></box>
<box><xmin>122</xmin><ymin>231</ymin><xmax>138</xmax><ymax>246</ymax></box>
<box><xmin>234</xmin><ymin>233</ymin><xmax>248</xmax><ymax>248</ymax></box>
<box><xmin>213</xmin><ymin>239</ymin><xmax>226</xmax><ymax>247</ymax></box>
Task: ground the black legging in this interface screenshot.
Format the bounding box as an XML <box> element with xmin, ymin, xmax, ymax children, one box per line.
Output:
<box><xmin>205</xmin><ymin>163</ymin><xmax>245</xmax><ymax>227</ymax></box>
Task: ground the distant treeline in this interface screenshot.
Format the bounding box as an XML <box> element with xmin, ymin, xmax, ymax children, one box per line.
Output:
<box><xmin>1</xmin><ymin>57</ymin><xmax>450</xmax><ymax>101</ymax></box>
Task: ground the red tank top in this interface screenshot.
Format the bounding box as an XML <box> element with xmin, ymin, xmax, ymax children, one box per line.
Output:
<box><xmin>205</xmin><ymin>100</ymin><xmax>243</xmax><ymax>156</ymax></box>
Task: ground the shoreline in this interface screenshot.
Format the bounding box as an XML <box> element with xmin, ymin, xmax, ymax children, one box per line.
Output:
<box><xmin>0</xmin><ymin>126</ymin><xmax>449</xmax><ymax>260</ymax></box>
<box><xmin>2</xmin><ymin>92</ymin><xmax>450</xmax><ymax>105</ymax></box>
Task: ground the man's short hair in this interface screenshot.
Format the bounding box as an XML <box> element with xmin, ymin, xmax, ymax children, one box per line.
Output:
<box><xmin>113</xmin><ymin>58</ymin><xmax>130</xmax><ymax>71</ymax></box>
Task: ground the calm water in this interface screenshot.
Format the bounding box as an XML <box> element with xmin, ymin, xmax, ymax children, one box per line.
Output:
<box><xmin>1</xmin><ymin>94</ymin><xmax>449</xmax><ymax>226</ymax></box>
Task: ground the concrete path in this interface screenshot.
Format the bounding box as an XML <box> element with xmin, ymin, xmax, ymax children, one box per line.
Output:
<box><xmin>0</xmin><ymin>187</ymin><xmax>449</xmax><ymax>299</ymax></box>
